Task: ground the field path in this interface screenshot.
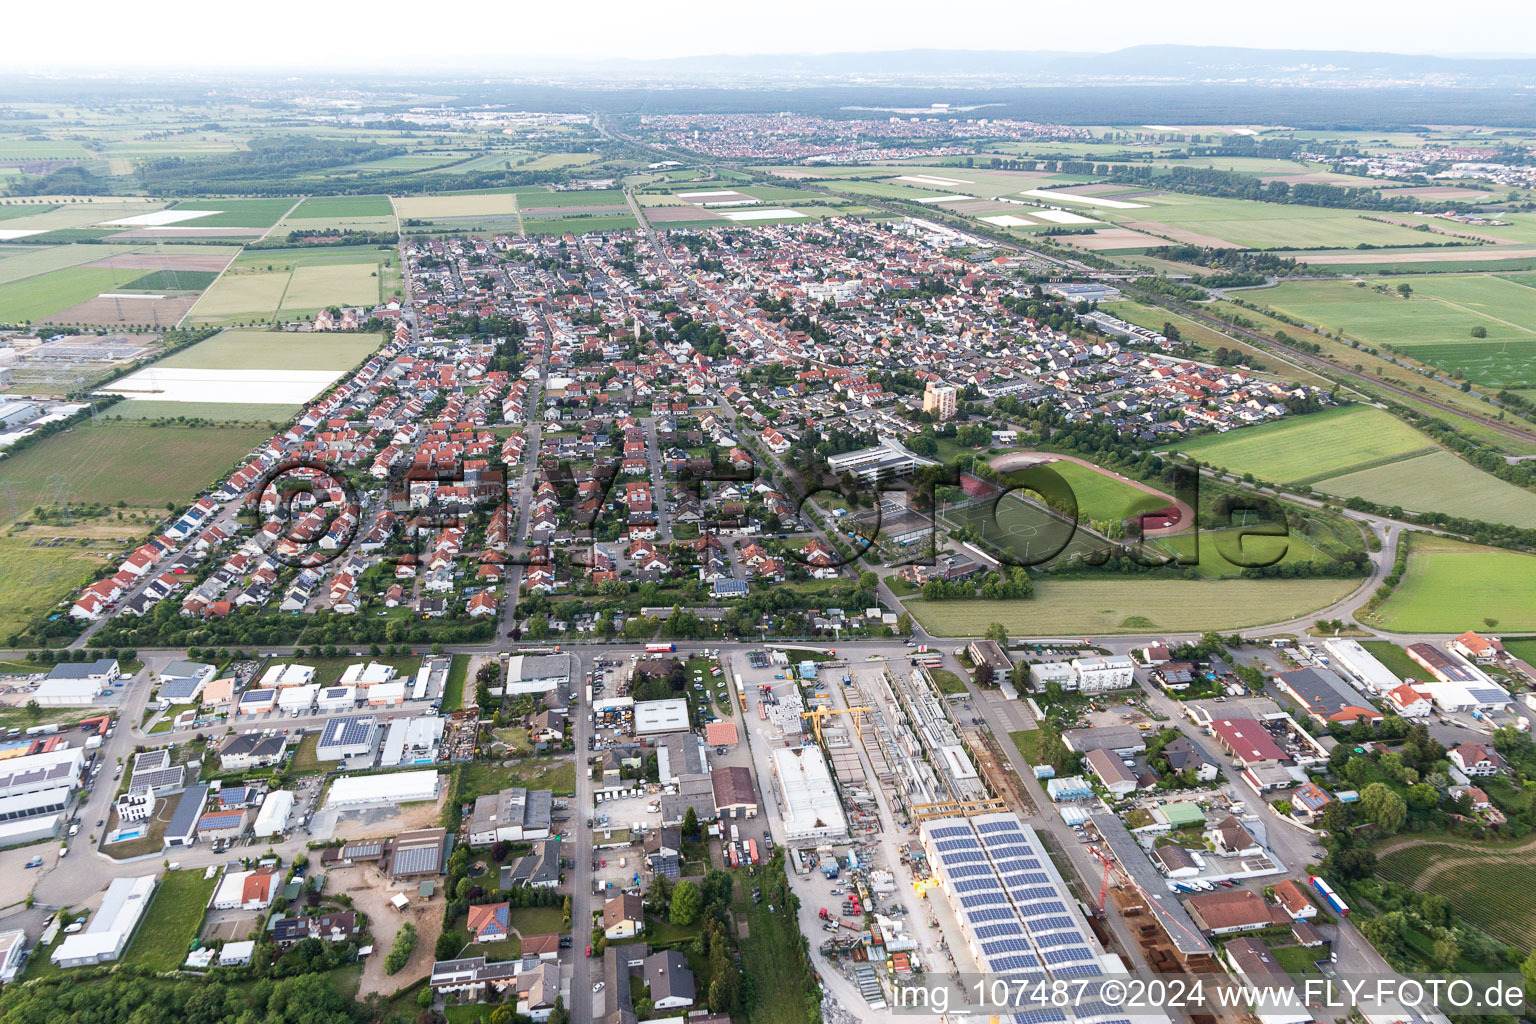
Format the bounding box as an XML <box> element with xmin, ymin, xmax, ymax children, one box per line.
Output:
<box><xmin>258</xmin><ymin>196</ymin><xmax>306</xmax><ymax>242</ymax></box>
<box><xmin>1420</xmin><ymin>291</ymin><xmax>1536</xmax><ymax>336</ymax></box>
<box><xmin>988</xmin><ymin>451</ymin><xmax>1194</xmax><ymax>537</ymax></box>
<box><xmin>174</xmin><ymin>247</ymin><xmax>242</xmax><ymax>329</ymax></box>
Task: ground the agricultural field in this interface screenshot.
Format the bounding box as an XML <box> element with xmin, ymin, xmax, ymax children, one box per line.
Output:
<box><xmin>522</xmin><ymin>213</ymin><xmax>638</xmax><ymax>235</ymax></box>
<box><xmin>189</xmin><ymin>246</ymin><xmax>394</xmax><ymax>323</ymax></box>
<box><xmin>1250</xmin><ymin>277</ymin><xmax>1536</xmax><ymax>385</ymax></box>
<box><xmin>1376</xmin><ymin>836</ymin><xmax>1536</xmax><ymax>954</ymax></box>
<box><xmin>152</xmin><ymin>327</ymin><xmax>383</xmax><ymax>372</ymax></box>
<box><xmin>0</xmin><ymin>533</ymin><xmax>119</xmax><ymax>639</ymax></box>
<box><xmin>1370</xmin><ymin>534</ymin><xmax>1536</xmax><ymax>632</ymax></box>
<box><xmin>1162</xmin><ymin>405</ymin><xmax>1433</xmax><ymax>485</ymax></box>
<box><xmin>0</xmin><ymin>243</ymin><xmax>230</xmax><ymax>325</ymax></box>
<box><xmin>515</xmin><ymin>189</ymin><xmax>626</xmax><ymax>209</ymax></box>
<box><xmin>1102</xmin><ymin>193</ymin><xmax>1457</xmax><ymax>250</ymax></box>
<box><xmin>102</xmin><ymin>327</ymin><xmax>383</xmax><ymax>408</ymax></box>
<box><xmin>164</xmin><ymin>197</ymin><xmax>298</xmax><ymax>229</ymax></box>
<box><xmin>904</xmin><ymin>577</ymin><xmax>1358</xmax><ymax>635</ymax></box>
<box><xmin>0</xmin><ymin>419</ymin><xmax>270</xmax><ymax>511</ymax></box>
<box><xmin>392</xmin><ymin>190</ymin><xmax>523</xmax><ymax>220</ymax></box>
<box><xmin>1315</xmin><ymin>450</ymin><xmax>1536</xmax><ymax>528</ymax></box>
<box><xmin>274</xmin><ymin>194</ymin><xmax>398</xmax><ymax>235</ymax></box>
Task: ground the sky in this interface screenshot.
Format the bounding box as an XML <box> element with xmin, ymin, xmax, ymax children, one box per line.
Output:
<box><xmin>11</xmin><ymin>0</ymin><xmax>1536</xmax><ymax>69</ymax></box>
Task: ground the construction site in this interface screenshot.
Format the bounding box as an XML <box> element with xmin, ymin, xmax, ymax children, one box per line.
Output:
<box><xmin>732</xmin><ymin>647</ymin><xmax>1240</xmax><ymax>1023</ymax></box>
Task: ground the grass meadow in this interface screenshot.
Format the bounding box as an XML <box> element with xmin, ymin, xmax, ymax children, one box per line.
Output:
<box><xmin>1162</xmin><ymin>406</ymin><xmax>1432</xmax><ymax>484</ymax></box>
<box><xmin>905</xmin><ymin>576</ymin><xmax>1358</xmax><ymax>635</ymax></box>
<box><xmin>1371</xmin><ymin>534</ymin><xmax>1536</xmax><ymax>632</ymax></box>
<box><xmin>1315</xmin><ymin>450</ymin><xmax>1536</xmax><ymax>528</ymax></box>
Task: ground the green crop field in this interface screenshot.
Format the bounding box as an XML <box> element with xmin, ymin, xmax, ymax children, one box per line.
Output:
<box><xmin>191</xmin><ymin>248</ymin><xmax>390</xmax><ymax>322</ymax></box>
<box><xmin>393</xmin><ymin>191</ymin><xmax>521</xmax><ymax>219</ymax></box>
<box><xmin>1371</xmin><ymin>534</ymin><xmax>1536</xmax><ymax>632</ymax></box>
<box><xmin>905</xmin><ymin>577</ymin><xmax>1358</xmax><ymax>635</ymax></box>
<box><xmin>278</xmin><ymin>263</ymin><xmax>381</xmax><ymax>310</ymax></box>
<box><xmin>0</xmin><ymin>420</ymin><xmax>270</xmax><ymax>510</ymax></box>
<box><xmin>101</xmin><ymin>400</ymin><xmax>297</xmax><ymax>423</ymax></box>
<box><xmin>521</xmin><ymin>213</ymin><xmax>638</xmax><ymax>234</ymax></box>
<box><xmin>290</xmin><ymin>195</ymin><xmax>395</xmax><ymax>219</ymax></box>
<box><xmin>1397</xmin><ymin>341</ymin><xmax>1536</xmax><ymax>388</ymax></box>
<box><xmin>155</xmin><ymin>327</ymin><xmax>383</xmax><ymax>371</ymax></box>
<box><xmin>515</xmin><ymin>189</ymin><xmax>626</xmax><ymax>209</ymax></box>
<box><xmin>1251</xmin><ymin>278</ymin><xmax>1536</xmax><ymax>380</ymax></box>
<box><xmin>1316</xmin><ymin>450</ymin><xmax>1536</xmax><ymax>528</ymax></box>
<box><xmin>167</xmin><ymin>197</ymin><xmax>296</xmax><ymax>228</ymax></box>
<box><xmin>0</xmin><ymin>265</ymin><xmax>163</xmax><ymax>322</ymax></box>
<box><xmin>1162</xmin><ymin>405</ymin><xmax>1431</xmax><ymax>484</ymax></box>
<box><xmin>1112</xmin><ymin>194</ymin><xmax>1449</xmax><ymax>249</ymax></box>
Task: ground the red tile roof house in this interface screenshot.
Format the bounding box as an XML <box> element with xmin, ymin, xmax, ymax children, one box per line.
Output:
<box><xmin>466</xmin><ymin>901</ymin><xmax>510</xmax><ymax>942</ymax></box>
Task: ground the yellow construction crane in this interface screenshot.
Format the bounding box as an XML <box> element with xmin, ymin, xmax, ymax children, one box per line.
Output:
<box><xmin>910</xmin><ymin>798</ymin><xmax>1008</xmax><ymax>821</ymax></box>
<box><xmin>800</xmin><ymin>705</ymin><xmax>872</xmax><ymax>746</ymax></box>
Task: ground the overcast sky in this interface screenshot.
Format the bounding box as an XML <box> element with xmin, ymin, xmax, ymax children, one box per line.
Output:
<box><xmin>13</xmin><ymin>0</ymin><xmax>1536</xmax><ymax>69</ymax></box>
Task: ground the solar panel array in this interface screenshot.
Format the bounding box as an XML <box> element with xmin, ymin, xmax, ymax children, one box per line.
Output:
<box><xmin>321</xmin><ymin>715</ymin><xmax>375</xmax><ymax>748</ymax></box>
<box><xmin>928</xmin><ymin>813</ymin><xmax>1131</xmax><ymax>1024</ymax></box>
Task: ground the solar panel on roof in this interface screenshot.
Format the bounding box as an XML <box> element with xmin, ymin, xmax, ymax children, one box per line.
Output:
<box><xmin>971</xmin><ymin>906</ymin><xmax>1015</xmax><ymax>923</ymax></box>
<box><xmin>1013</xmin><ymin>886</ymin><xmax>1055</xmax><ymax>901</ymax></box>
<box><xmin>1468</xmin><ymin>687</ymin><xmax>1509</xmax><ymax>703</ymax></box>
<box><xmin>954</xmin><ymin>877</ymin><xmax>1002</xmax><ymax>893</ymax></box>
<box><xmin>932</xmin><ymin>825</ymin><xmax>972</xmax><ymax>839</ymax></box>
<box><xmin>950</xmin><ymin>863</ymin><xmax>993</xmax><ymax>879</ymax></box>
<box><xmin>988</xmin><ymin>954</ymin><xmax>1040</xmax><ymax>973</ymax></box>
<box><xmin>1012</xmin><ymin>1011</ymin><xmax>1069</xmax><ymax>1024</ymax></box>
<box><xmin>1033</xmin><ymin>915</ymin><xmax>1079</xmax><ymax>933</ymax></box>
<box><xmin>959</xmin><ymin>892</ymin><xmax>1009</xmax><ymax>909</ymax></box>
<box><xmin>935</xmin><ymin>837</ymin><xmax>976</xmax><ymax>852</ymax></box>
<box><xmin>975</xmin><ymin>922</ymin><xmax>1025</xmax><ymax>940</ymax></box>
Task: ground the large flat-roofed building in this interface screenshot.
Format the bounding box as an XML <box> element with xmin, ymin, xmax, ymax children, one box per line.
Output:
<box><xmin>634</xmin><ymin>698</ymin><xmax>690</xmax><ymax>735</ymax></box>
<box><xmin>920</xmin><ymin>813</ymin><xmax>1130</xmax><ymax>979</ymax></box>
<box><xmin>158</xmin><ymin>660</ymin><xmax>216</xmax><ymax>702</ymax></box>
<box><xmin>1274</xmin><ymin>667</ymin><xmax>1381</xmax><ymax>725</ymax></box>
<box><xmin>51</xmin><ymin>875</ymin><xmax>156</xmax><ymax>967</ymax></box>
<box><xmin>469</xmin><ymin>787</ymin><xmax>553</xmax><ymax>845</ymax></box>
<box><xmin>1091</xmin><ymin>811</ymin><xmax>1213</xmax><ymax>958</ymax></box>
<box><xmin>1406</xmin><ymin>642</ymin><xmax>1479</xmax><ymax>683</ymax></box>
<box><xmin>327</xmin><ymin>770</ymin><xmax>438</xmax><ymax>808</ymax></box>
<box><xmin>772</xmin><ymin>746</ymin><xmax>846</xmax><ymax>842</ymax></box>
<box><xmin>1322</xmin><ymin>640</ymin><xmax>1401</xmax><ymax>695</ymax></box>
<box><xmin>505</xmin><ymin>654</ymin><xmax>570</xmax><ymax>695</ymax></box>
<box><xmin>317</xmin><ymin>715</ymin><xmax>377</xmax><ymax>761</ymax></box>
<box><xmin>824</xmin><ymin>436</ymin><xmax>937</xmax><ymax>484</ymax></box>
<box><xmin>966</xmin><ymin>640</ymin><xmax>1012</xmax><ymax>678</ymax></box>
<box><xmin>0</xmin><ymin>747</ymin><xmax>85</xmax><ymax>833</ymax></box>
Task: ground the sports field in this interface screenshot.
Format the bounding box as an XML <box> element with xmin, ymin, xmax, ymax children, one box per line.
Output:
<box><xmin>1147</xmin><ymin>527</ymin><xmax>1340</xmax><ymax>578</ymax></box>
<box><xmin>1371</xmin><ymin>534</ymin><xmax>1536</xmax><ymax>632</ymax></box>
<box><xmin>1037</xmin><ymin>458</ymin><xmax>1169</xmax><ymax>522</ymax></box>
<box><xmin>1163</xmin><ymin>406</ymin><xmax>1432</xmax><ymax>484</ymax></box>
<box><xmin>1316</xmin><ymin>450</ymin><xmax>1536</xmax><ymax>528</ymax></box>
<box><xmin>942</xmin><ymin>494</ymin><xmax>1099</xmax><ymax>568</ymax></box>
<box><xmin>904</xmin><ymin>577</ymin><xmax>1358</xmax><ymax>635</ymax></box>
<box><xmin>0</xmin><ymin>420</ymin><xmax>269</xmax><ymax>511</ymax></box>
